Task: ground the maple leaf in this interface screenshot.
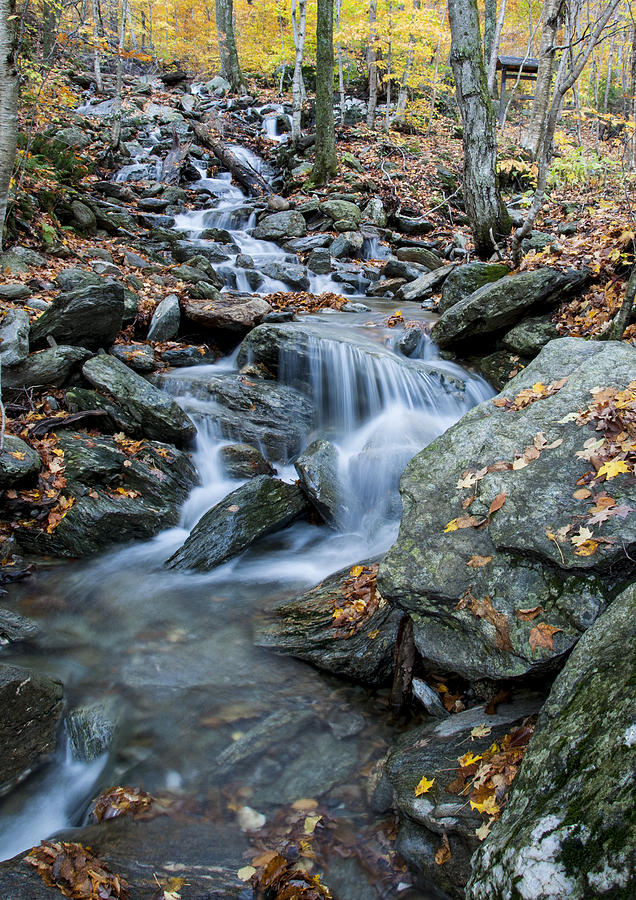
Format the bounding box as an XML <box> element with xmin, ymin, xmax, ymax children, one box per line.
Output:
<box><xmin>571</xmin><ymin>526</ymin><xmax>594</xmax><ymax>547</ymax></box>
<box><xmin>475</xmin><ymin>821</ymin><xmax>492</xmax><ymax>841</ymax></box>
<box><xmin>597</xmin><ymin>458</ymin><xmax>630</xmax><ymax>479</ymax></box>
<box><xmin>471</xmin><ymin>724</ymin><xmax>492</xmax><ymax>739</ymax></box>
<box><xmin>457</xmin><ymin>472</ymin><xmax>477</xmax><ymax>489</ymax></box>
<box><xmin>458</xmin><ymin>752</ymin><xmax>483</xmax><ymax>767</ymax></box>
<box><xmin>470</xmin><ymin>794</ymin><xmax>500</xmax><ymax>816</ymax></box>
<box><xmin>414</xmin><ymin>775</ymin><xmax>435</xmax><ymax>796</ymax></box>
<box><xmin>529</xmin><ymin>622</ymin><xmax>563</xmax><ymax>652</ymax></box>
<box><xmin>349</xmin><ymin>564</ymin><xmax>363</xmax><ymax>577</ymax></box>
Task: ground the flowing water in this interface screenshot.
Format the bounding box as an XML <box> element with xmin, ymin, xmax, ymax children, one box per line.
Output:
<box><xmin>0</xmin><ymin>132</ymin><xmax>493</xmax><ymax>894</ymax></box>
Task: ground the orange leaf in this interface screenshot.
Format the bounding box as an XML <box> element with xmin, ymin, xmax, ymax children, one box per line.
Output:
<box><xmin>529</xmin><ymin>622</ymin><xmax>563</xmax><ymax>652</ymax></box>
<box><xmin>489</xmin><ymin>493</ymin><xmax>506</xmax><ymax>515</ymax></box>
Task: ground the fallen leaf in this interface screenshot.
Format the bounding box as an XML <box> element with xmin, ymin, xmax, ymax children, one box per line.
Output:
<box><xmin>529</xmin><ymin>622</ymin><xmax>563</xmax><ymax>652</ymax></box>
<box><xmin>414</xmin><ymin>775</ymin><xmax>435</xmax><ymax>796</ymax></box>
<box><xmin>304</xmin><ymin>815</ymin><xmax>322</xmax><ymax>835</ymax></box>
<box><xmin>573</xmin><ymin>488</ymin><xmax>592</xmax><ymax>499</ymax></box>
<box><xmin>516</xmin><ymin>605</ymin><xmax>543</xmax><ymax>621</ymax></box>
<box><xmin>237</xmin><ymin>866</ymin><xmax>256</xmax><ymax>882</ymax></box>
<box><xmin>571</xmin><ymin>526</ymin><xmax>594</xmax><ymax>547</ymax></box>
<box><xmin>489</xmin><ymin>493</ymin><xmax>506</xmax><ymax>515</ymax></box>
<box><xmin>349</xmin><ymin>565</ymin><xmax>364</xmax><ymax>577</ymax></box>
<box><xmin>227</xmin><ymin>504</ymin><xmax>240</xmax><ymax>512</ymax></box>
<box><xmin>458</xmin><ymin>752</ymin><xmax>483</xmax><ymax>767</ymax></box>
<box><xmin>475</xmin><ymin>821</ymin><xmax>492</xmax><ymax>841</ymax></box>
<box><xmin>435</xmin><ymin>833</ymin><xmax>451</xmax><ymax>866</ymax></box>
<box><xmin>466</xmin><ymin>555</ymin><xmax>493</xmax><ymax>568</ymax></box>
<box><xmin>471</xmin><ymin>724</ymin><xmax>492</xmax><ymax>739</ymax></box>
<box><xmin>597</xmin><ymin>458</ymin><xmax>630</xmax><ymax>480</ymax></box>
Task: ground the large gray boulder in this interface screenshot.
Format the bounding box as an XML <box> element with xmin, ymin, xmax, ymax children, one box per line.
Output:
<box><xmin>82</xmin><ymin>355</ymin><xmax>196</xmax><ymax>446</ymax></box>
<box><xmin>431</xmin><ymin>268</ymin><xmax>589</xmax><ymax>350</ymax></box>
<box><xmin>147</xmin><ymin>294</ymin><xmax>181</xmax><ymax>342</ymax></box>
<box><xmin>167</xmin><ymin>475</ymin><xmax>309</xmax><ymax>571</ymax></box>
<box><xmin>468</xmin><ymin>583</ymin><xmax>636</xmax><ymax>900</ymax></box>
<box><xmin>0</xmin><ymin>434</ymin><xmax>41</xmax><ymax>488</ymax></box>
<box><xmin>379</xmin><ymin>338</ymin><xmax>636</xmax><ymax>681</ymax></box>
<box><xmin>502</xmin><ymin>313</ymin><xmax>560</xmax><ymax>358</ymax></box>
<box><xmin>181</xmin><ymin>293</ymin><xmax>271</xmax><ymax>332</ymax></box>
<box><xmin>396</xmin><ymin>266</ymin><xmax>454</xmax><ymax>302</ymax></box>
<box><xmin>0</xmin><ymin>664</ymin><xmax>64</xmax><ymax>796</ymax></box>
<box><xmin>260</xmin><ymin>260</ymin><xmax>310</xmax><ymax>291</ymax></box>
<box><xmin>439</xmin><ymin>262</ymin><xmax>510</xmax><ymax>314</ymax></box>
<box><xmin>0</xmin><ymin>307</ymin><xmax>29</xmax><ymax>366</ymax></box>
<box><xmin>30</xmin><ymin>283</ymin><xmax>125</xmax><ymax>349</ymax></box>
<box><xmin>253</xmin><ymin>210</ymin><xmax>306</xmax><ymax>240</ymax></box>
<box><xmin>2</xmin><ymin>346</ymin><xmax>91</xmax><ymax>399</ymax></box>
<box><xmin>256</xmin><ymin>561</ymin><xmax>401</xmax><ymax>684</ymax></box>
<box><xmin>320</xmin><ymin>199</ymin><xmax>362</xmax><ymax>228</ymax></box>
<box><xmin>15</xmin><ymin>431</ymin><xmax>197</xmax><ymax>558</ymax></box>
<box><xmin>294</xmin><ymin>438</ymin><xmax>344</xmax><ymax>528</ymax></box>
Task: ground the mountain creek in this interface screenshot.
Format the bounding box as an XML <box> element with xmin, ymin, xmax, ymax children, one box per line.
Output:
<box><xmin>0</xmin><ymin>70</ymin><xmax>634</xmax><ymax>900</ymax></box>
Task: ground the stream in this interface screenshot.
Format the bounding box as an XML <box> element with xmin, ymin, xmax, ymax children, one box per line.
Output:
<box><xmin>0</xmin><ymin>120</ymin><xmax>493</xmax><ymax>897</ymax></box>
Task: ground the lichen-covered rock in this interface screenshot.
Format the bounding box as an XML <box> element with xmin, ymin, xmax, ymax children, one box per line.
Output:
<box><xmin>168</xmin><ymin>475</ymin><xmax>309</xmax><ymax>571</ymax></box>
<box><xmin>0</xmin><ymin>307</ymin><xmax>30</xmax><ymax>366</ymax></box>
<box><xmin>320</xmin><ymin>199</ymin><xmax>362</xmax><ymax>228</ymax></box>
<box><xmin>0</xmin><ymin>664</ymin><xmax>64</xmax><ymax>796</ymax></box>
<box><xmin>502</xmin><ymin>314</ymin><xmax>561</xmax><ymax>358</ymax></box>
<box><xmin>30</xmin><ymin>283</ymin><xmax>125</xmax><ymax>350</ymax></box>
<box><xmin>219</xmin><ymin>443</ymin><xmax>275</xmax><ymax>479</ymax></box>
<box><xmin>147</xmin><ymin>293</ymin><xmax>181</xmax><ymax>341</ymax></box>
<box><xmin>467</xmin><ymin>583</ymin><xmax>636</xmax><ymax>900</ymax></box>
<box><xmin>253</xmin><ymin>210</ymin><xmax>306</xmax><ymax>240</ymax></box>
<box><xmin>2</xmin><ymin>346</ymin><xmax>91</xmax><ymax>400</ymax></box>
<box><xmin>255</xmin><ymin>561</ymin><xmax>401</xmax><ymax>684</ymax></box>
<box><xmin>439</xmin><ymin>262</ymin><xmax>510</xmax><ymax>314</ymax></box>
<box><xmin>0</xmin><ymin>435</ymin><xmax>41</xmax><ymax>488</ymax></box>
<box><xmin>379</xmin><ymin>338</ymin><xmax>636</xmax><ymax>681</ymax></box>
<box><xmin>82</xmin><ymin>355</ymin><xmax>196</xmax><ymax>446</ymax></box>
<box><xmin>432</xmin><ymin>268</ymin><xmax>589</xmax><ymax>350</ymax></box>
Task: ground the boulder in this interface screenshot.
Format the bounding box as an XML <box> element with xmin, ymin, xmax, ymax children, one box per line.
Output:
<box><xmin>384</xmin><ymin>697</ymin><xmax>542</xmax><ymax>899</ymax></box>
<box><xmin>54</xmin><ymin>126</ymin><xmax>91</xmax><ymax>150</ymax></box>
<box><xmin>181</xmin><ymin>293</ymin><xmax>271</xmax><ymax>332</ymax></box>
<box><xmin>379</xmin><ymin>338</ymin><xmax>636</xmax><ymax>682</ymax></box>
<box><xmin>15</xmin><ymin>431</ymin><xmax>198</xmax><ymax>558</ymax></box>
<box><xmin>392</xmin><ymin>215</ymin><xmax>435</xmax><ymax>236</ymax></box>
<box><xmin>432</xmin><ymin>268</ymin><xmax>589</xmax><ymax>350</ymax></box>
<box><xmin>396</xmin><ymin>246</ymin><xmax>444</xmax><ymax>269</ymax></box>
<box><xmin>111</xmin><ymin>342</ymin><xmax>157</xmax><ymax>373</ymax></box>
<box><xmin>54</xmin><ymin>267</ymin><xmax>105</xmax><ymax>292</ymax></box>
<box><xmin>395</xmin><ymin>266</ymin><xmax>455</xmax><ymax>302</ymax></box>
<box><xmin>307</xmin><ymin>247</ymin><xmax>332</xmax><ymax>275</ymax></box>
<box><xmin>2</xmin><ymin>346</ymin><xmax>91</xmax><ymax>400</ymax></box>
<box><xmin>167</xmin><ymin>475</ymin><xmax>309</xmax><ymax>571</ymax></box>
<box><xmin>0</xmin><ymin>434</ymin><xmax>41</xmax><ymax>489</ymax></box>
<box><xmin>0</xmin><ymin>307</ymin><xmax>29</xmax><ymax>366</ymax></box>
<box><xmin>502</xmin><ymin>313</ymin><xmax>561</xmax><ymax>358</ymax></box>
<box><xmin>147</xmin><ymin>293</ymin><xmax>181</xmax><ymax>342</ymax></box>
<box><xmin>173</xmin><ymin>240</ymin><xmax>233</xmax><ymax>265</ymax></box>
<box><xmin>30</xmin><ymin>283</ymin><xmax>125</xmax><ymax>350</ymax></box>
<box><xmin>363</xmin><ymin>198</ymin><xmax>387</xmax><ymax>227</ymax></box>
<box><xmin>260</xmin><ymin>260</ymin><xmax>310</xmax><ymax>291</ymax></box>
<box><xmin>0</xmin><ymin>283</ymin><xmax>31</xmax><ymax>302</ymax></box>
<box><xmin>474</xmin><ymin>349</ymin><xmax>527</xmax><ymax>391</ymax></box>
<box><xmin>0</xmin><ymin>664</ymin><xmax>64</xmax><ymax>796</ymax></box>
<box><xmin>330</xmin><ymin>231</ymin><xmax>364</xmax><ymax>259</ymax></box>
<box><xmin>382</xmin><ymin>259</ymin><xmax>428</xmax><ymax>282</ymax></box>
<box><xmin>66</xmin><ymin>699</ymin><xmax>120</xmax><ymax>762</ymax></box>
<box><xmin>82</xmin><ymin>355</ymin><xmax>196</xmax><ymax>446</ymax></box>
<box><xmin>320</xmin><ymin>199</ymin><xmax>362</xmax><ymax>228</ymax></box>
<box><xmin>206</xmin><ymin>74</ymin><xmax>231</xmax><ymax>93</ymax></box>
<box><xmin>0</xmin><ymin>246</ymin><xmax>46</xmax><ymax>274</ymax></box>
<box><xmin>256</xmin><ymin>561</ymin><xmax>401</xmax><ymax>685</ymax></box>
<box><xmin>219</xmin><ymin>443</ymin><xmax>275</xmax><ymax>479</ymax></box>
<box><xmin>71</xmin><ymin>200</ymin><xmax>97</xmax><ymax>231</ymax></box>
<box><xmin>468</xmin><ymin>583</ymin><xmax>636</xmax><ymax>900</ymax></box>
<box><xmin>294</xmin><ymin>438</ymin><xmax>344</xmax><ymax>528</ymax></box>
<box><xmin>439</xmin><ymin>262</ymin><xmax>510</xmax><ymax>314</ymax></box>
<box><xmin>0</xmin><ymin>607</ymin><xmax>39</xmax><ymax>645</ymax></box>
<box><xmin>253</xmin><ymin>210</ymin><xmax>307</xmax><ymax>240</ymax></box>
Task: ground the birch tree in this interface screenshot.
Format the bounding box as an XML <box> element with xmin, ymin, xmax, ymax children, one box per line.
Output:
<box><xmin>0</xmin><ymin>0</ymin><xmax>18</xmax><ymax>251</ymax></box>
<box><xmin>291</xmin><ymin>0</ymin><xmax>307</xmax><ymax>144</ymax></box>
<box><xmin>366</xmin><ymin>0</ymin><xmax>378</xmax><ymax>128</ymax></box>
<box><xmin>522</xmin><ymin>0</ymin><xmax>564</xmax><ymax>156</ymax></box>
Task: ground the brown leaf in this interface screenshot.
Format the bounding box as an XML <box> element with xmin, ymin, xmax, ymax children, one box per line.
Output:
<box><xmin>468</xmin><ymin>595</ymin><xmax>513</xmax><ymax>652</ymax></box>
<box><xmin>466</xmin><ymin>555</ymin><xmax>493</xmax><ymax>568</ymax></box>
<box><xmin>516</xmin><ymin>605</ymin><xmax>543</xmax><ymax>621</ymax></box>
<box><xmin>489</xmin><ymin>493</ymin><xmax>506</xmax><ymax>515</ymax></box>
<box><xmin>528</xmin><ymin>622</ymin><xmax>563</xmax><ymax>653</ymax></box>
<box><xmin>435</xmin><ymin>833</ymin><xmax>452</xmax><ymax>866</ymax></box>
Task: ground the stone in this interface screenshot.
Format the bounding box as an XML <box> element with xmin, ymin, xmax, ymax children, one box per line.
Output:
<box><xmin>0</xmin><ymin>434</ymin><xmax>41</xmax><ymax>488</ymax></box>
<box><xmin>0</xmin><ymin>307</ymin><xmax>30</xmax><ymax>366</ymax></box>
<box><xmin>502</xmin><ymin>314</ymin><xmax>561</xmax><ymax>358</ymax></box>
<box><xmin>475</xmin><ymin>349</ymin><xmax>527</xmax><ymax>391</ymax></box>
<box><xmin>0</xmin><ymin>608</ymin><xmax>39</xmax><ymax>645</ymax></box>
<box><xmin>521</xmin><ymin>229</ymin><xmax>557</xmax><ymax>254</ymax></box>
<box><xmin>0</xmin><ymin>246</ymin><xmax>46</xmax><ymax>274</ymax></box>
<box><xmin>54</xmin><ymin>126</ymin><xmax>91</xmax><ymax>150</ymax></box>
<box><xmin>411</xmin><ymin>678</ymin><xmax>449</xmax><ymax>718</ymax></box>
<box><xmin>396</xmin><ymin>246</ymin><xmax>444</xmax><ymax>269</ymax></box>
<box><xmin>368</xmin><ymin>278</ymin><xmax>406</xmax><ymax>297</ymax></box>
<box><xmin>267</xmin><ymin>194</ymin><xmax>290</xmax><ymax>212</ymax></box>
<box><xmin>307</xmin><ymin>247</ymin><xmax>332</xmax><ymax>275</ymax></box>
<box><xmin>468</xmin><ymin>583</ymin><xmax>636</xmax><ymax>900</ymax></box>
<box><xmin>431</xmin><ymin>268</ymin><xmax>590</xmax><ymax>350</ymax></box>
<box><xmin>330</xmin><ymin>231</ymin><xmax>364</xmax><ymax>259</ymax></box>
<box><xmin>395</xmin><ymin>266</ymin><xmax>455</xmax><ymax>302</ymax></box>
<box><xmin>393</xmin><ymin>215</ymin><xmax>435</xmax><ymax>235</ymax></box>
<box><xmin>219</xmin><ymin>443</ymin><xmax>275</xmax><ymax>479</ymax></box>
<box><xmin>260</xmin><ymin>260</ymin><xmax>309</xmax><ymax>291</ymax></box>
<box><xmin>167</xmin><ymin>475</ymin><xmax>309</xmax><ymax>571</ymax></box>
<box><xmin>320</xmin><ymin>199</ymin><xmax>362</xmax><ymax>228</ymax></box>
<box><xmin>382</xmin><ymin>259</ymin><xmax>428</xmax><ymax>282</ymax></box>
<box><xmin>294</xmin><ymin>439</ymin><xmax>344</xmax><ymax>528</ymax></box>
<box><xmin>66</xmin><ymin>699</ymin><xmax>120</xmax><ymax>762</ymax></box>
<box><xmin>71</xmin><ymin>200</ymin><xmax>97</xmax><ymax>231</ymax></box>
<box><xmin>0</xmin><ymin>664</ymin><xmax>64</xmax><ymax>796</ymax></box>
<box><xmin>0</xmin><ymin>283</ymin><xmax>32</xmax><ymax>302</ymax></box>
<box><xmin>206</xmin><ymin>74</ymin><xmax>231</xmax><ymax>94</ymax></box>
<box><xmin>147</xmin><ymin>293</ymin><xmax>181</xmax><ymax>341</ymax></box>
<box><xmin>54</xmin><ymin>267</ymin><xmax>105</xmax><ymax>292</ymax></box>
<box><xmin>256</xmin><ymin>561</ymin><xmax>401</xmax><ymax>685</ymax></box>
<box><xmin>30</xmin><ymin>283</ymin><xmax>125</xmax><ymax>350</ymax></box>
<box><xmin>379</xmin><ymin>338</ymin><xmax>636</xmax><ymax>682</ymax></box>
<box><xmin>285</xmin><ymin>234</ymin><xmax>333</xmax><ymax>253</ymax></box>
<box><xmin>253</xmin><ymin>210</ymin><xmax>307</xmax><ymax>240</ymax></box>
<box><xmin>363</xmin><ymin>198</ymin><xmax>387</xmax><ymax>227</ymax></box>
<box><xmin>2</xmin><ymin>346</ymin><xmax>91</xmax><ymax>400</ymax></box>
<box><xmin>82</xmin><ymin>355</ymin><xmax>196</xmax><ymax>446</ymax></box>
<box><xmin>111</xmin><ymin>342</ymin><xmax>157</xmax><ymax>373</ymax></box>
<box><xmin>181</xmin><ymin>293</ymin><xmax>271</xmax><ymax>332</ymax></box>
<box><xmin>15</xmin><ymin>431</ymin><xmax>198</xmax><ymax>558</ymax></box>
<box><xmin>439</xmin><ymin>262</ymin><xmax>511</xmax><ymax>314</ymax></box>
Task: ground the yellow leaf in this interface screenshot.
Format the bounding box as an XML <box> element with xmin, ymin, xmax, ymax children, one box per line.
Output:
<box><xmin>475</xmin><ymin>821</ymin><xmax>492</xmax><ymax>841</ymax></box>
<box><xmin>574</xmin><ymin>540</ymin><xmax>598</xmax><ymax>557</ymax></box>
<box><xmin>304</xmin><ymin>815</ymin><xmax>322</xmax><ymax>834</ymax></box>
<box><xmin>349</xmin><ymin>565</ymin><xmax>364</xmax><ymax>577</ymax></box>
<box><xmin>471</xmin><ymin>724</ymin><xmax>492</xmax><ymax>739</ymax></box>
<box><xmin>237</xmin><ymin>866</ymin><xmax>256</xmax><ymax>882</ymax></box>
<box><xmin>458</xmin><ymin>752</ymin><xmax>483</xmax><ymax>767</ymax></box>
<box><xmin>470</xmin><ymin>794</ymin><xmax>500</xmax><ymax>816</ymax></box>
<box><xmin>414</xmin><ymin>775</ymin><xmax>435</xmax><ymax>796</ymax></box>
<box><xmin>597</xmin><ymin>458</ymin><xmax>630</xmax><ymax>480</ymax></box>
<box><xmin>444</xmin><ymin>518</ymin><xmax>460</xmax><ymax>532</ymax></box>
<box><xmin>8</xmin><ymin>451</ymin><xmax>26</xmax><ymax>460</ymax></box>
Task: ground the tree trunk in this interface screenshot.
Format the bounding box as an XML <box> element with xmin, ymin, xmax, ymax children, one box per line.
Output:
<box><xmin>607</xmin><ymin>265</ymin><xmax>635</xmax><ymax>341</ymax></box>
<box><xmin>291</xmin><ymin>0</ymin><xmax>307</xmax><ymax>144</ymax></box>
<box><xmin>335</xmin><ymin>0</ymin><xmax>345</xmax><ymax>123</ymax></box>
<box><xmin>0</xmin><ymin>0</ymin><xmax>18</xmax><ymax>252</ymax></box>
<box><xmin>42</xmin><ymin>0</ymin><xmax>58</xmax><ymax>60</ymax></box>
<box><xmin>366</xmin><ymin>0</ymin><xmax>378</xmax><ymax>128</ymax></box>
<box><xmin>486</xmin><ymin>0</ymin><xmax>507</xmax><ymax>96</ymax></box>
<box><xmin>630</xmin><ymin>24</ymin><xmax>636</xmax><ymax>169</ymax></box>
<box><xmin>91</xmin><ymin>0</ymin><xmax>104</xmax><ymax>91</ymax></box>
<box><xmin>396</xmin><ymin>1</ymin><xmax>417</xmax><ymax>120</ymax></box>
<box><xmin>214</xmin><ymin>0</ymin><xmax>245</xmax><ymax>94</ymax></box>
<box><xmin>312</xmin><ymin>0</ymin><xmax>337</xmax><ymax>185</ymax></box>
<box><xmin>110</xmin><ymin>0</ymin><xmax>127</xmax><ymax>152</ymax></box>
<box><xmin>448</xmin><ymin>0</ymin><xmax>510</xmax><ymax>257</ymax></box>
<box><xmin>484</xmin><ymin>0</ymin><xmax>496</xmax><ymax>68</ymax></box>
<box><xmin>521</xmin><ymin>0</ymin><xmax>562</xmax><ymax>156</ymax></box>
<box><xmin>192</xmin><ymin>122</ymin><xmax>273</xmax><ymax>195</ymax></box>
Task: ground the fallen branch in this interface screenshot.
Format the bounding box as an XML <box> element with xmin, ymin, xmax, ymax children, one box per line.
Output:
<box><xmin>192</xmin><ymin>122</ymin><xmax>272</xmax><ymax>196</ymax></box>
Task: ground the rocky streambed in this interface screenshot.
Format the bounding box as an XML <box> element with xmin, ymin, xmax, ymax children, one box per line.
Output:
<box><xmin>0</xmin><ymin>68</ymin><xmax>634</xmax><ymax>900</ymax></box>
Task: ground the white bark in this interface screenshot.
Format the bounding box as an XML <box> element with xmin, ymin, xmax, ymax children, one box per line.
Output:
<box><xmin>335</xmin><ymin>0</ymin><xmax>345</xmax><ymax>123</ymax></box>
<box><xmin>0</xmin><ymin>0</ymin><xmax>18</xmax><ymax>251</ymax></box>
<box><xmin>291</xmin><ymin>0</ymin><xmax>307</xmax><ymax>143</ymax></box>
<box><xmin>522</xmin><ymin>0</ymin><xmax>563</xmax><ymax>155</ymax></box>
<box><xmin>111</xmin><ymin>0</ymin><xmax>128</xmax><ymax>151</ymax></box>
<box><xmin>91</xmin><ymin>0</ymin><xmax>104</xmax><ymax>91</ymax></box>
<box><xmin>486</xmin><ymin>0</ymin><xmax>507</xmax><ymax>96</ymax></box>
<box><xmin>366</xmin><ymin>0</ymin><xmax>378</xmax><ymax>128</ymax></box>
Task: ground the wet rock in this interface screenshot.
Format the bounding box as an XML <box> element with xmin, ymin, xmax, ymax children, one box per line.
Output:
<box><xmin>307</xmin><ymin>247</ymin><xmax>332</xmax><ymax>275</ymax></box>
<box><xmin>213</xmin><ymin>707</ymin><xmax>316</xmax><ymax>776</ymax></box>
<box><xmin>268</xmin><ymin>194</ymin><xmax>290</xmax><ymax>212</ymax></box>
<box><xmin>0</xmin><ymin>246</ymin><xmax>46</xmax><ymax>274</ymax></box>
<box><xmin>253</xmin><ymin>210</ymin><xmax>306</xmax><ymax>240</ymax></box>
<box><xmin>468</xmin><ymin>583</ymin><xmax>636</xmax><ymax>900</ymax></box>
<box><xmin>111</xmin><ymin>342</ymin><xmax>158</xmax><ymax>373</ymax></box>
<box><xmin>66</xmin><ymin>698</ymin><xmax>120</xmax><ymax>762</ymax></box>
<box><xmin>16</xmin><ymin>431</ymin><xmax>197</xmax><ymax>558</ymax></box>
<box><xmin>431</xmin><ymin>268</ymin><xmax>590</xmax><ymax>350</ymax></box>
<box><xmin>294</xmin><ymin>439</ymin><xmax>343</xmax><ymax>528</ymax></box>
<box><xmin>0</xmin><ymin>434</ymin><xmax>41</xmax><ymax>489</ymax></box>
<box><xmin>147</xmin><ymin>293</ymin><xmax>181</xmax><ymax>341</ymax></box>
<box><xmin>393</xmin><ymin>215</ymin><xmax>435</xmax><ymax>236</ymax></box>
<box><xmin>54</xmin><ymin>267</ymin><xmax>105</xmax><ymax>292</ymax></box>
<box><xmin>502</xmin><ymin>313</ymin><xmax>561</xmax><ymax>358</ymax></box>
<box><xmin>368</xmin><ymin>277</ymin><xmax>406</xmax><ymax>297</ymax></box>
<box><xmin>0</xmin><ymin>664</ymin><xmax>64</xmax><ymax>796</ymax></box>
<box><xmin>158</xmin><ymin>345</ymin><xmax>217</xmax><ymax>367</ymax></box>
<box><xmin>260</xmin><ymin>260</ymin><xmax>309</xmax><ymax>291</ymax></box>
<box><xmin>395</xmin><ymin>246</ymin><xmax>444</xmax><ymax>269</ymax></box>
<box><xmin>167</xmin><ymin>475</ymin><xmax>309</xmax><ymax>571</ymax></box>
<box><xmin>475</xmin><ymin>349</ymin><xmax>527</xmax><ymax>390</ymax></box>
<box><xmin>30</xmin><ymin>283</ymin><xmax>125</xmax><ymax>350</ymax></box>
<box><xmin>82</xmin><ymin>355</ymin><xmax>196</xmax><ymax>446</ymax></box>
<box><xmin>382</xmin><ymin>259</ymin><xmax>428</xmax><ymax>282</ymax></box>
<box><xmin>385</xmin><ymin>698</ymin><xmax>542</xmax><ymax>899</ymax></box>
<box><xmin>379</xmin><ymin>338</ymin><xmax>636</xmax><ymax>681</ymax></box>
<box><xmin>0</xmin><ymin>307</ymin><xmax>30</xmax><ymax>366</ymax></box>
<box><xmin>0</xmin><ymin>608</ymin><xmax>39</xmax><ymax>646</ymax></box>
<box><xmin>0</xmin><ymin>282</ymin><xmax>32</xmax><ymax>301</ymax></box>
<box><xmin>396</xmin><ymin>266</ymin><xmax>455</xmax><ymax>302</ymax></box>
<box><xmin>2</xmin><ymin>346</ymin><xmax>91</xmax><ymax>400</ymax></box>
<box><xmin>172</xmin><ymin>241</ymin><xmax>233</xmax><ymax>267</ymax></box>
<box><xmin>220</xmin><ymin>443</ymin><xmax>276</xmax><ymax>479</ymax></box>
<box><xmin>256</xmin><ymin>561</ymin><xmax>401</xmax><ymax>685</ymax></box>
<box><xmin>330</xmin><ymin>231</ymin><xmax>364</xmax><ymax>259</ymax></box>
<box><xmin>439</xmin><ymin>262</ymin><xmax>510</xmax><ymax>314</ymax></box>
<box><xmin>320</xmin><ymin>199</ymin><xmax>362</xmax><ymax>229</ymax></box>
<box><xmin>285</xmin><ymin>234</ymin><xmax>333</xmax><ymax>253</ymax></box>
<box><xmin>411</xmin><ymin>678</ymin><xmax>449</xmax><ymax>718</ymax></box>
<box><xmin>181</xmin><ymin>293</ymin><xmax>271</xmax><ymax>332</ymax></box>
